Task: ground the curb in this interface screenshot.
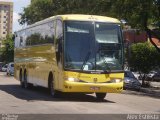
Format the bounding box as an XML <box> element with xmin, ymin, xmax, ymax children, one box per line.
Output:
<box><xmin>140</xmin><ymin>88</ymin><xmax>160</xmax><ymax>97</ymax></box>
<box><xmin>122</xmin><ymin>88</ymin><xmax>160</xmax><ymax>98</ymax></box>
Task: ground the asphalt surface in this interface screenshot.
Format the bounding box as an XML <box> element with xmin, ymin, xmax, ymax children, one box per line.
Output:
<box><xmin>0</xmin><ymin>72</ymin><xmax>160</xmax><ymax>119</ymax></box>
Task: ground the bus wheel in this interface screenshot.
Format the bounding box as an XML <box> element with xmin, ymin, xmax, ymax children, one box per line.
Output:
<box><xmin>49</xmin><ymin>74</ymin><xmax>59</xmax><ymax>98</ymax></box>
<box><xmin>24</xmin><ymin>72</ymin><xmax>29</xmax><ymax>89</ymax></box>
<box><xmin>20</xmin><ymin>71</ymin><xmax>24</xmax><ymax>88</ymax></box>
<box><xmin>96</xmin><ymin>93</ymin><xmax>106</xmax><ymax>100</ymax></box>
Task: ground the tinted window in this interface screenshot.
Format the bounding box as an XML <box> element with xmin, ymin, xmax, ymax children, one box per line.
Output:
<box><xmin>15</xmin><ymin>30</ymin><xmax>26</xmax><ymax>48</ymax></box>
<box><xmin>55</xmin><ymin>20</ymin><xmax>63</xmax><ymax>64</ymax></box>
<box><xmin>15</xmin><ymin>20</ymin><xmax>55</xmax><ymax>48</ymax></box>
<box><xmin>26</xmin><ymin>21</ymin><xmax>55</xmax><ymax>46</ymax></box>
<box><xmin>95</xmin><ymin>23</ymin><xmax>120</xmax><ymax>43</ymax></box>
<box><xmin>64</xmin><ymin>21</ymin><xmax>124</xmax><ymax>71</ymax></box>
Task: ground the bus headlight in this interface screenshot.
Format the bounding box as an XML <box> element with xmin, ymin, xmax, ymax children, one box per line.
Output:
<box><xmin>110</xmin><ymin>79</ymin><xmax>122</xmax><ymax>83</ymax></box>
<box><xmin>65</xmin><ymin>77</ymin><xmax>79</xmax><ymax>82</ymax></box>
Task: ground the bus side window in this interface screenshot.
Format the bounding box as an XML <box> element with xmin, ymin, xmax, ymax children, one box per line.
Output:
<box><xmin>20</xmin><ymin>36</ymin><xmax>23</xmax><ymax>46</ymax></box>
<box><xmin>55</xmin><ymin>20</ymin><xmax>63</xmax><ymax>64</ymax></box>
<box><xmin>47</xmin><ymin>21</ymin><xmax>55</xmax><ymax>44</ymax></box>
<box><xmin>14</xmin><ymin>33</ymin><xmax>19</xmax><ymax>48</ymax></box>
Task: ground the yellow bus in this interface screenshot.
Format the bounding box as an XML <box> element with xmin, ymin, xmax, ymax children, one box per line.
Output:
<box><xmin>14</xmin><ymin>14</ymin><xmax>124</xmax><ymax>100</ymax></box>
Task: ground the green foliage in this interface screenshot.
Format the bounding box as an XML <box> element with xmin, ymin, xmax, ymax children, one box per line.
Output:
<box><xmin>19</xmin><ymin>0</ymin><xmax>160</xmax><ymax>30</ymax></box>
<box><xmin>128</xmin><ymin>42</ymin><xmax>160</xmax><ymax>86</ymax></box>
<box><xmin>129</xmin><ymin>42</ymin><xmax>160</xmax><ymax>74</ymax></box>
<box><xmin>19</xmin><ymin>0</ymin><xmax>114</xmax><ymax>25</ymax></box>
<box><xmin>0</xmin><ymin>35</ymin><xmax>14</xmax><ymax>63</ymax></box>
<box><xmin>152</xmin><ymin>0</ymin><xmax>160</xmax><ymax>26</ymax></box>
<box><xmin>19</xmin><ymin>0</ymin><xmax>55</xmax><ymax>25</ymax></box>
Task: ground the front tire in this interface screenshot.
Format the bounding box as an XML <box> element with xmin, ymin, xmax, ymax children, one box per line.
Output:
<box><xmin>49</xmin><ymin>74</ymin><xmax>59</xmax><ymax>98</ymax></box>
<box><xmin>96</xmin><ymin>93</ymin><xmax>106</xmax><ymax>100</ymax></box>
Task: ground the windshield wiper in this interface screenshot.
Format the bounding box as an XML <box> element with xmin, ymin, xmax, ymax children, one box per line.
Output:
<box><xmin>81</xmin><ymin>51</ymin><xmax>91</xmax><ymax>71</ymax></box>
<box><xmin>97</xmin><ymin>48</ymin><xmax>111</xmax><ymax>72</ymax></box>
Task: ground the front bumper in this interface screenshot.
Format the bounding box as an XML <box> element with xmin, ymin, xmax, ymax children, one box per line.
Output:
<box><xmin>63</xmin><ymin>81</ymin><xmax>123</xmax><ymax>93</ymax></box>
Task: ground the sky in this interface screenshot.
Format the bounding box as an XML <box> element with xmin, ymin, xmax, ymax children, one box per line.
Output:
<box><xmin>0</xmin><ymin>0</ymin><xmax>31</xmax><ymax>32</ymax></box>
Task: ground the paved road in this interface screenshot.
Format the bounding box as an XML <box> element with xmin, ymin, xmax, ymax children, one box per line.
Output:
<box><xmin>0</xmin><ymin>72</ymin><xmax>160</xmax><ymax>115</ymax></box>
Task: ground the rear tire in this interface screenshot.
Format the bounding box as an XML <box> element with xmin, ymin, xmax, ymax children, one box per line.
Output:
<box><xmin>20</xmin><ymin>71</ymin><xmax>24</xmax><ymax>88</ymax></box>
<box><xmin>24</xmin><ymin>72</ymin><xmax>28</xmax><ymax>88</ymax></box>
<box><xmin>96</xmin><ymin>93</ymin><xmax>106</xmax><ymax>100</ymax></box>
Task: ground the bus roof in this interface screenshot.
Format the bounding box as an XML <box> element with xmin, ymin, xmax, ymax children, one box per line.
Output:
<box><xmin>16</xmin><ymin>14</ymin><xmax>121</xmax><ymax>32</ymax></box>
<box><xmin>57</xmin><ymin>14</ymin><xmax>120</xmax><ymax>23</ymax></box>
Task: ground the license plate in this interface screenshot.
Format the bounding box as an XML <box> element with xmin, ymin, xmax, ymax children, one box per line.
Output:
<box><xmin>90</xmin><ymin>86</ymin><xmax>100</xmax><ymax>90</ymax></box>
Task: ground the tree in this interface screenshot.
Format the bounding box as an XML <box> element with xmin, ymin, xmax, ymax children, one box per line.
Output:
<box><xmin>0</xmin><ymin>47</ymin><xmax>3</xmax><ymax>62</ymax></box>
<box><xmin>19</xmin><ymin>0</ymin><xmax>160</xmax><ymax>28</ymax></box>
<box><xmin>110</xmin><ymin>0</ymin><xmax>160</xmax><ymax>52</ymax></box>
<box><xmin>152</xmin><ymin>0</ymin><xmax>160</xmax><ymax>27</ymax></box>
<box><xmin>129</xmin><ymin>42</ymin><xmax>160</xmax><ymax>86</ymax></box>
<box><xmin>1</xmin><ymin>35</ymin><xmax>14</xmax><ymax>63</ymax></box>
<box><xmin>19</xmin><ymin>0</ymin><xmax>114</xmax><ymax>25</ymax></box>
<box><xmin>19</xmin><ymin>0</ymin><xmax>56</xmax><ymax>25</ymax></box>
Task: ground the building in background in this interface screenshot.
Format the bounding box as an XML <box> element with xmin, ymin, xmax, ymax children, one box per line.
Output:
<box><xmin>123</xmin><ymin>29</ymin><xmax>148</xmax><ymax>45</ymax></box>
<box><xmin>0</xmin><ymin>1</ymin><xmax>13</xmax><ymax>48</ymax></box>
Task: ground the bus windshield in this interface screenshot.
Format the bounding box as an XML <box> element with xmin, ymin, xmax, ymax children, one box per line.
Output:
<box><xmin>64</xmin><ymin>21</ymin><xmax>124</xmax><ymax>72</ymax></box>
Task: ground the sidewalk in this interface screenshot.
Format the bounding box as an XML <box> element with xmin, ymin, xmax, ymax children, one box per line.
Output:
<box><xmin>140</xmin><ymin>87</ymin><xmax>160</xmax><ymax>98</ymax></box>
<box><xmin>122</xmin><ymin>83</ymin><xmax>160</xmax><ymax>98</ymax></box>
<box><xmin>150</xmin><ymin>81</ymin><xmax>160</xmax><ymax>88</ymax></box>
<box><xmin>139</xmin><ymin>81</ymin><xmax>160</xmax><ymax>97</ymax></box>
